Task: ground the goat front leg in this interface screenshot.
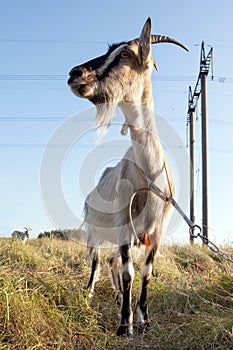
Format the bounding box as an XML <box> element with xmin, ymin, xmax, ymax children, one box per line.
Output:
<box><xmin>117</xmin><ymin>244</ymin><xmax>134</xmax><ymax>337</ymax></box>
<box><xmin>87</xmin><ymin>247</ymin><xmax>100</xmax><ymax>299</ymax></box>
<box><xmin>136</xmin><ymin>245</ymin><xmax>157</xmax><ymax>331</ymax></box>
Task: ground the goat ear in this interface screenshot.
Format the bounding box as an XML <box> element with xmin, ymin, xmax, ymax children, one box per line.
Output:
<box><xmin>138</xmin><ymin>17</ymin><xmax>152</xmax><ymax>65</ymax></box>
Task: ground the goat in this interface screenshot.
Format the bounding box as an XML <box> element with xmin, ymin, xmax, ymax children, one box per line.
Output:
<box><xmin>11</xmin><ymin>227</ymin><xmax>31</xmax><ymax>243</ymax></box>
<box><xmin>68</xmin><ymin>18</ymin><xmax>187</xmax><ymax>337</ymax></box>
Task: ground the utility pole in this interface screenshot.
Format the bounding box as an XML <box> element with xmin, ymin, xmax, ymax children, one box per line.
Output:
<box><xmin>187</xmin><ymin>41</ymin><xmax>213</xmax><ymax>243</ymax></box>
<box><xmin>201</xmin><ymin>66</ymin><xmax>208</xmax><ymax>240</ymax></box>
<box><xmin>187</xmin><ymin>87</ymin><xmax>195</xmax><ymax>243</ymax></box>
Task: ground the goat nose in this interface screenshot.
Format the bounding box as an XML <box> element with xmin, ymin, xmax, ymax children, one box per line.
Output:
<box><xmin>68</xmin><ymin>68</ymin><xmax>84</xmax><ymax>85</ymax></box>
<box><xmin>69</xmin><ymin>67</ymin><xmax>84</xmax><ymax>78</ymax></box>
<box><xmin>74</xmin><ymin>69</ymin><xmax>83</xmax><ymax>78</ymax></box>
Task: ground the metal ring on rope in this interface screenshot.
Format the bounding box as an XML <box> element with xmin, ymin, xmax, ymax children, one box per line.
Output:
<box><xmin>189</xmin><ymin>225</ymin><xmax>202</xmax><ymax>239</ymax></box>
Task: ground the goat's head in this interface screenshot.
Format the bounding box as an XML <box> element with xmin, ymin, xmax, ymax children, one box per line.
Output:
<box><xmin>68</xmin><ymin>18</ymin><xmax>187</xmax><ymax>135</ymax></box>
<box><xmin>24</xmin><ymin>227</ymin><xmax>31</xmax><ymax>237</ymax></box>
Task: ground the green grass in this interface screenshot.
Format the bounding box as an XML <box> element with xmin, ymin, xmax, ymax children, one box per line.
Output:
<box><xmin>0</xmin><ymin>238</ymin><xmax>233</xmax><ymax>349</ymax></box>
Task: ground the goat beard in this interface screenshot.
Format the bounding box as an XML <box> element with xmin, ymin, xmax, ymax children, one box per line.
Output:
<box><xmin>94</xmin><ymin>103</ymin><xmax>118</xmax><ymax>141</ymax></box>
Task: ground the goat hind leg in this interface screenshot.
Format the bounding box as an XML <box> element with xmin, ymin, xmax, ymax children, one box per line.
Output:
<box><xmin>136</xmin><ymin>246</ymin><xmax>156</xmax><ymax>331</ymax></box>
<box><xmin>117</xmin><ymin>244</ymin><xmax>134</xmax><ymax>337</ymax></box>
<box><xmin>108</xmin><ymin>251</ymin><xmax>122</xmax><ymax>305</ymax></box>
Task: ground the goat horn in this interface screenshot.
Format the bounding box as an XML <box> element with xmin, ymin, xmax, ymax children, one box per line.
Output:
<box><xmin>151</xmin><ymin>35</ymin><xmax>188</xmax><ymax>51</ymax></box>
<box><xmin>132</xmin><ymin>35</ymin><xmax>188</xmax><ymax>51</ymax></box>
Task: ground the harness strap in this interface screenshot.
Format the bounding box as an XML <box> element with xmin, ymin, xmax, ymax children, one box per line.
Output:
<box><xmin>129</xmin><ymin>182</ymin><xmax>201</xmax><ymax>246</ymax></box>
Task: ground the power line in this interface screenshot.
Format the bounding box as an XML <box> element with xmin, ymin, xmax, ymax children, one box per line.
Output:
<box><xmin>0</xmin><ymin>116</ymin><xmax>64</xmax><ymax>121</ymax></box>
<box><xmin>0</xmin><ymin>74</ymin><xmax>232</xmax><ymax>84</ymax></box>
<box><xmin>0</xmin><ymin>143</ymin><xmax>232</xmax><ymax>154</ymax></box>
<box><xmin>209</xmin><ymin>119</ymin><xmax>233</xmax><ymax>126</ymax></box>
<box><xmin>0</xmin><ymin>39</ymin><xmax>106</xmax><ymax>44</ymax></box>
<box><xmin>0</xmin><ymin>74</ymin><xmax>66</xmax><ymax>80</ymax></box>
<box><xmin>1</xmin><ymin>74</ymin><xmax>191</xmax><ymax>81</ymax></box>
<box><xmin>1</xmin><ymin>39</ymin><xmax>233</xmax><ymax>49</ymax></box>
<box><xmin>1</xmin><ymin>115</ymin><xmax>233</xmax><ymax>124</ymax></box>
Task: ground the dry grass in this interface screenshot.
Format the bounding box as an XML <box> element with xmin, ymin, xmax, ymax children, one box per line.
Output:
<box><xmin>0</xmin><ymin>238</ymin><xmax>233</xmax><ymax>349</ymax></box>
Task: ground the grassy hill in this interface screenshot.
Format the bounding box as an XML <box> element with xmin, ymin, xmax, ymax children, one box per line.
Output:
<box><xmin>0</xmin><ymin>238</ymin><xmax>232</xmax><ymax>349</ymax></box>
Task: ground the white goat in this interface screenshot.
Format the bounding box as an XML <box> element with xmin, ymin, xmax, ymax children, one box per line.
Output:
<box><xmin>11</xmin><ymin>227</ymin><xmax>31</xmax><ymax>243</ymax></box>
<box><xmin>68</xmin><ymin>18</ymin><xmax>187</xmax><ymax>336</ymax></box>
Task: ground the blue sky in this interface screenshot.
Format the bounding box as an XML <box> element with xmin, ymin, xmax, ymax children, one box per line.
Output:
<box><xmin>1</xmin><ymin>0</ymin><xmax>233</xmax><ymax>245</ymax></box>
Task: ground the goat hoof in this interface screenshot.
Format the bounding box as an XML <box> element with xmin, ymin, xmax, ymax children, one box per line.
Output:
<box><xmin>117</xmin><ymin>325</ymin><xmax>133</xmax><ymax>338</ymax></box>
<box><xmin>137</xmin><ymin>321</ymin><xmax>150</xmax><ymax>333</ymax></box>
<box><xmin>115</xmin><ymin>292</ymin><xmax>122</xmax><ymax>306</ymax></box>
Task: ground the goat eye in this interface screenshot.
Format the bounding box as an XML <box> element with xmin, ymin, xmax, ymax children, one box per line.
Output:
<box><xmin>120</xmin><ymin>51</ymin><xmax>130</xmax><ymax>59</ymax></box>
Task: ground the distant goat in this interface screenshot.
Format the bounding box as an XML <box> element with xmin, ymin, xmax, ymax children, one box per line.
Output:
<box><xmin>68</xmin><ymin>18</ymin><xmax>187</xmax><ymax>336</ymax></box>
<box><xmin>12</xmin><ymin>227</ymin><xmax>31</xmax><ymax>243</ymax></box>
